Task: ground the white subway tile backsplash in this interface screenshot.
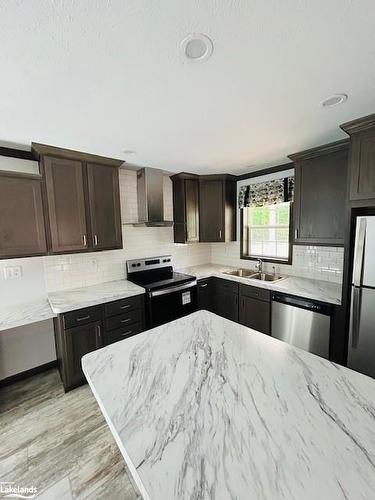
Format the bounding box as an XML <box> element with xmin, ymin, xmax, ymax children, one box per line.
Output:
<box><xmin>210</xmin><ymin>241</ymin><xmax>344</xmax><ymax>284</ymax></box>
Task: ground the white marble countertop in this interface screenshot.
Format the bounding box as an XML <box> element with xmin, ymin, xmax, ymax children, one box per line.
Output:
<box><xmin>48</xmin><ymin>280</ymin><xmax>145</xmax><ymax>314</ymax></box>
<box><xmin>0</xmin><ymin>300</ymin><xmax>56</xmax><ymax>332</ymax></box>
<box><xmin>178</xmin><ymin>263</ymin><xmax>342</xmax><ymax>305</ymax></box>
<box><xmin>82</xmin><ymin>310</ymin><xmax>375</xmax><ymax>500</ymax></box>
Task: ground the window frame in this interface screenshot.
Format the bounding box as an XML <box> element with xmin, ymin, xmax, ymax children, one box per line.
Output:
<box><xmin>240</xmin><ymin>202</ymin><xmax>293</xmax><ymax>265</ymax></box>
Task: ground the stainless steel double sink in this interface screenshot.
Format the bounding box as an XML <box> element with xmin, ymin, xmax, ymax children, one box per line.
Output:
<box><xmin>222</xmin><ymin>268</ymin><xmax>286</xmax><ymax>282</ymax></box>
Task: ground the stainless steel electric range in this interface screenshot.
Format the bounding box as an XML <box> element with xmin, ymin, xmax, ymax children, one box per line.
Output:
<box><xmin>126</xmin><ymin>255</ymin><xmax>197</xmax><ymax>328</ymax></box>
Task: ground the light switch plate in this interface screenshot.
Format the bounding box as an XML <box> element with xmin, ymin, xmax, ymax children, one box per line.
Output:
<box><xmin>3</xmin><ymin>266</ymin><xmax>22</xmax><ymax>280</ymax></box>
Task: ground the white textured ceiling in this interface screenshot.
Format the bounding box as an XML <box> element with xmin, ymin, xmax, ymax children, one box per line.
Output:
<box><xmin>1</xmin><ymin>0</ymin><xmax>374</xmax><ymax>174</ymax></box>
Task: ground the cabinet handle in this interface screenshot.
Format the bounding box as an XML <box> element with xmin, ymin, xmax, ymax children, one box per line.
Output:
<box><xmin>219</xmin><ymin>230</ymin><xmax>222</xmax><ymax>239</ymax></box>
<box><xmin>97</xmin><ymin>326</ymin><xmax>101</xmax><ymax>337</ymax></box>
<box><xmin>76</xmin><ymin>315</ymin><xmax>90</xmax><ymax>322</ymax></box>
<box><xmin>294</xmin><ymin>229</ymin><xmax>298</xmax><ymax>239</ymax></box>
<box><xmin>121</xmin><ymin>318</ymin><xmax>131</xmax><ymax>323</ymax></box>
<box><xmin>200</xmin><ymin>283</ymin><xmax>208</xmax><ymax>288</ymax></box>
<box><xmin>82</xmin><ymin>234</ymin><xmax>87</xmax><ymax>246</ymax></box>
<box><xmin>120</xmin><ymin>304</ymin><xmax>131</xmax><ymax>309</ymax></box>
<box><xmin>93</xmin><ymin>234</ymin><xmax>98</xmax><ymax>246</ymax></box>
<box><xmin>121</xmin><ymin>330</ymin><xmax>132</xmax><ymax>336</ymax></box>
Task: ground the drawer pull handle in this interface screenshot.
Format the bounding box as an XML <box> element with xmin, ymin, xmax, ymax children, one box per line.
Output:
<box><xmin>200</xmin><ymin>284</ymin><xmax>208</xmax><ymax>288</ymax></box>
<box><xmin>76</xmin><ymin>315</ymin><xmax>90</xmax><ymax>322</ymax></box>
<box><xmin>121</xmin><ymin>318</ymin><xmax>131</xmax><ymax>323</ymax></box>
<box><xmin>120</xmin><ymin>304</ymin><xmax>131</xmax><ymax>309</ymax></box>
<box><xmin>121</xmin><ymin>330</ymin><xmax>132</xmax><ymax>336</ymax></box>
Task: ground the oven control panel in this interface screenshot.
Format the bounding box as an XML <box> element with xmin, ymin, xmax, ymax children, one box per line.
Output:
<box><xmin>127</xmin><ymin>255</ymin><xmax>173</xmax><ymax>273</ymax></box>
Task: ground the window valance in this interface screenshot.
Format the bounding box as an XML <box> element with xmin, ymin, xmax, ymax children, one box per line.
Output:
<box><xmin>238</xmin><ymin>176</ymin><xmax>294</xmax><ymax>209</ymax></box>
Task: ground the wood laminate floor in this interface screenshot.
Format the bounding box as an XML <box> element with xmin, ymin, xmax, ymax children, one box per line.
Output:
<box><xmin>0</xmin><ymin>369</ymin><xmax>141</xmax><ymax>499</ymax></box>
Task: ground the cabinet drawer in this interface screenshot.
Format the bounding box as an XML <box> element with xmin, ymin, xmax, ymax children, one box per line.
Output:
<box><xmin>105</xmin><ymin>309</ymin><xmax>142</xmax><ymax>331</ymax></box>
<box><xmin>239</xmin><ymin>284</ymin><xmax>270</xmax><ymax>302</ymax></box>
<box><xmin>215</xmin><ymin>277</ymin><xmax>239</xmax><ymax>293</ymax></box>
<box><xmin>104</xmin><ymin>322</ymin><xmax>143</xmax><ymax>345</ymax></box>
<box><xmin>63</xmin><ymin>306</ymin><xmax>102</xmax><ymax>330</ymax></box>
<box><xmin>198</xmin><ymin>278</ymin><xmax>211</xmax><ymax>289</ymax></box>
<box><xmin>104</xmin><ymin>295</ymin><xmax>143</xmax><ymax>318</ymax></box>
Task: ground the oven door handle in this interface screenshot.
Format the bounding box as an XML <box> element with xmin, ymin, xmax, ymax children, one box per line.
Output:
<box><xmin>148</xmin><ymin>280</ymin><xmax>197</xmax><ymax>298</ymax></box>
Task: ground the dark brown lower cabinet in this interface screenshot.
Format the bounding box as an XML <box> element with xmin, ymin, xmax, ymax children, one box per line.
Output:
<box><xmin>197</xmin><ymin>278</ymin><xmax>214</xmax><ymax>312</ymax></box>
<box><xmin>65</xmin><ymin>321</ymin><xmax>103</xmax><ymax>389</ymax></box>
<box><xmin>213</xmin><ymin>278</ymin><xmax>239</xmax><ymax>322</ymax></box>
<box><xmin>239</xmin><ymin>284</ymin><xmax>271</xmax><ymax>334</ymax></box>
<box><xmin>54</xmin><ymin>295</ymin><xmax>145</xmax><ymax>392</ymax></box>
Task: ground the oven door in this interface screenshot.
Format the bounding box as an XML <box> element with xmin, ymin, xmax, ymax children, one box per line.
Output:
<box><xmin>147</xmin><ymin>281</ymin><xmax>197</xmax><ymax>328</ymax></box>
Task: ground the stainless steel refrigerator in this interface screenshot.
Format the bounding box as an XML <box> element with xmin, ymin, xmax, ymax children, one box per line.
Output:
<box><xmin>348</xmin><ymin>215</ymin><xmax>375</xmax><ymax>378</ymax></box>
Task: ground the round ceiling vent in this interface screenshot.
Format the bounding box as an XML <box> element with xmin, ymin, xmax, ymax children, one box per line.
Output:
<box><xmin>320</xmin><ymin>94</ymin><xmax>348</xmax><ymax>108</ymax></box>
<box><xmin>181</xmin><ymin>33</ymin><xmax>213</xmax><ymax>62</ymax></box>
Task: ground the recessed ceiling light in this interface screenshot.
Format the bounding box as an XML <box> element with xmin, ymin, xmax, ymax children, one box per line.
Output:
<box><xmin>123</xmin><ymin>150</ymin><xmax>136</xmax><ymax>155</ymax></box>
<box><xmin>320</xmin><ymin>94</ymin><xmax>348</xmax><ymax>108</ymax></box>
<box><xmin>181</xmin><ymin>33</ymin><xmax>213</xmax><ymax>62</ymax></box>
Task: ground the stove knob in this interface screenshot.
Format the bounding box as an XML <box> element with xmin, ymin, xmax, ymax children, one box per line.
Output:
<box><xmin>131</xmin><ymin>263</ymin><xmax>136</xmax><ymax>267</ymax></box>
<box><xmin>137</xmin><ymin>263</ymin><xmax>141</xmax><ymax>267</ymax></box>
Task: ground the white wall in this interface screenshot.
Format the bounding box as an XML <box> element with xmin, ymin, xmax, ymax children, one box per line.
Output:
<box><xmin>0</xmin><ymin>320</ymin><xmax>56</xmax><ymax>380</ymax></box>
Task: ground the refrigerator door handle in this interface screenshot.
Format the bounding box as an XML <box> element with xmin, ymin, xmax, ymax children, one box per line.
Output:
<box><xmin>353</xmin><ymin>218</ymin><xmax>367</xmax><ymax>287</ymax></box>
<box><xmin>352</xmin><ymin>286</ymin><xmax>362</xmax><ymax>348</ymax></box>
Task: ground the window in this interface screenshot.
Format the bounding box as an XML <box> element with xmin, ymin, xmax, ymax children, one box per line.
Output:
<box><xmin>241</xmin><ymin>202</ymin><xmax>291</xmax><ymax>262</ymax></box>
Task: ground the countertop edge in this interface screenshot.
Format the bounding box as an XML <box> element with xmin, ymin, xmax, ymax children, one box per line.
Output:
<box><xmin>179</xmin><ymin>266</ymin><xmax>342</xmax><ymax>306</ymax></box>
<box><xmin>82</xmin><ymin>357</ymin><xmax>151</xmax><ymax>500</ymax></box>
<box><xmin>48</xmin><ymin>286</ymin><xmax>146</xmax><ymax>314</ymax></box>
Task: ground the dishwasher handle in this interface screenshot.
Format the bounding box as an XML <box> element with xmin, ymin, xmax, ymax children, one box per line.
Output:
<box><xmin>271</xmin><ymin>292</ymin><xmax>332</xmax><ymax>316</ymax></box>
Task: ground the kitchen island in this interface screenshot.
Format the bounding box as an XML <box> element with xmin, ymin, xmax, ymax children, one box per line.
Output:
<box><xmin>82</xmin><ymin>310</ymin><xmax>375</xmax><ymax>500</ymax></box>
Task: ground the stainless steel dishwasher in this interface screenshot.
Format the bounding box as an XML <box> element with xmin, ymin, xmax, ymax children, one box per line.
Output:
<box><xmin>271</xmin><ymin>292</ymin><xmax>332</xmax><ymax>359</ymax></box>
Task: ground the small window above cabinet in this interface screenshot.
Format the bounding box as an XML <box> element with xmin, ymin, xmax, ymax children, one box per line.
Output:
<box><xmin>33</xmin><ymin>143</ymin><xmax>123</xmax><ymax>255</ymax></box>
<box><xmin>289</xmin><ymin>139</ymin><xmax>349</xmax><ymax>246</ymax></box>
<box><xmin>170</xmin><ymin>173</ymin><xmax>200</xmax><ymax>243</ymax></box>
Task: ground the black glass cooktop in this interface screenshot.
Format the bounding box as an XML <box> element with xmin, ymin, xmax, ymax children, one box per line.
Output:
<box><xmin>128</xmin><ymin>268</ymin><xmax>196</xmax><ymax>292</ymax></box>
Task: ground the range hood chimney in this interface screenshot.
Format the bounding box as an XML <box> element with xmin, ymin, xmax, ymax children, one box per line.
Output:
<box><xmin>133</xmin><ymin>167</ymin><xmax>173</xmax><ymax>227</ymax></box>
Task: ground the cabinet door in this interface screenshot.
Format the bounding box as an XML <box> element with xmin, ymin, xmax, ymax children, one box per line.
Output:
<box><xmin>349</xmin><ymin>129</ymin><xmax>375</xmax><ymax>201</ymax></box>
<box><xmin>0</xmin><ymin>175</ymin><xmax>46</xmax><ymax>258</ymax></box>
<box><xmin>65</xmin><ymin>321</ymin><xmax>102</xmax><ymax>389</ymax></box>
<box><xmin>87</xmin><ymin>163</ymin><xmax>122</xmax><ymax>250</ymax></box>
<box><xmin>199</xmin><ymin>180</ymin><xmax>224</xmax><ymax>242</ymax></box>
<box><xmin>239</xmin><ymin>296</ymin><xmax>270</xmax><ymax>335</ymax></box>
<box><xmin>214</xmin><ymin>288</ymin><xmax>238</xmax><ymax>322</ymax></box>
<box><xmin>197</xmin><ymin>279</ymin><xmax>213</xmax><ymax>311</ymax></box>
<box><xmin>44</xmin><ymin>156</ymin><xmax>88</xmax><ymax>253</ymax></box>
<box><xmin>185</xmin><ymin>179</ymin><xmax>199</xmax><ymax>242</ymax></box>
<box><xmin>294</xmin><ymin>149</ymin><xmax>348</xmax><ymax>245</ymax></box>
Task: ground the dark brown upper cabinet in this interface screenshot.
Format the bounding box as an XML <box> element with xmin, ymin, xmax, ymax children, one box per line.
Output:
<box><xmin>86</xmin><ymin>163</ymin><xmax>122</xmax><ymax>250</ymax></box>
<box><xmin>199</xmin><ymin>174</ymin><xmax>236</xmax><ymax>242</ymax></box>
<box><xmin>289</xmin><ymin>140</ymin><xmax>349</xmax><ymax>246</ymax></box>
<box><xmin>170</xmin><ymin>173</ymin><xmax>200</xmax><ymax>243</ymax></box>
<box><xmin>0</xmin><ymin>172</ymin><xmax>47</xmax><ymax>259</ymax></box>
<box><xmin>32</xmin><ymin>143</ymin><xmax>123</xmax><ymax>255</ymax></box>
<box><xmin>43</xmin><ymin>156</ymin><xmax>88</xmax><ymax>253</ymax></box>
<box><xmin>340</xmin><ymin>113</ymin><xmax>375</xmax><ymax>203</ymax></box>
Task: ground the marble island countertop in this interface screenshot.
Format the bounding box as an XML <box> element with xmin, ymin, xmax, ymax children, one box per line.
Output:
<box><xmin>0</xmin><ymin>299</ymin><xmax>56</xmax><ymax>332</ymax></box>
<box><xmin>178</xmin><ymin>263</ymin><xmax>342</xmax><ymax>305</ymax></box>
<box><xmin>82</xmin><ymin>310</ymin><xmax>375</xmax><ymax>500</ymax></box>
<box><xmin>48</xmin><ymin>279</ymin><xmax>145</xmax><ymax>314</ymax></box>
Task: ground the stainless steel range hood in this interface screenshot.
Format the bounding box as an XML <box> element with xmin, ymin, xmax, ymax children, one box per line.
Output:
<box><xmin>133</xmin><ymin>167</ymin><xmax>173</xmax><ymax>227</ymax></box>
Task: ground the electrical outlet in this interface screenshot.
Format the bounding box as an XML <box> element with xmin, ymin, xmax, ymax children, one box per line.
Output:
<box><xmin>3</xmin><ymin>266</ymin><xmax>22</xmax><ymax>280</ymax></box>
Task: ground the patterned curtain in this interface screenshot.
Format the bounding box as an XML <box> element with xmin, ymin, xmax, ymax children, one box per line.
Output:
<box><xmin>238</xmin><ymin>176</ymin><xmax>294</xmax><ymax>209</ymax></box>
